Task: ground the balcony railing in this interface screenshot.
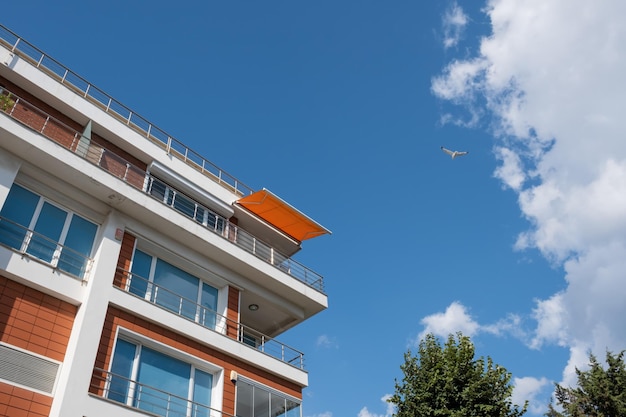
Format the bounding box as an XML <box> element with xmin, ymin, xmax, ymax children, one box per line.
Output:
<box><xmin>114</xmin><ymin>267</ymin><xmax>305</xmax><ymax>369</ymax></box>
<box><xmin>0</xmin><ymin>88</ymin><xmax>325</xmax><ymax>293</ymax></box>
<box><xmin>90</xmin><ymin>367</ymin><xmax>234</xmax><ymax>417</ymax></box>
<box><xmin>0</xmin><ymin>23</ymin><xmax>253</xmax><ymax>197</ymax></box>
<box><xmin>0</xmin><ymin>216</ymin><xmax>93</xmax><ymax>280</ymax></box>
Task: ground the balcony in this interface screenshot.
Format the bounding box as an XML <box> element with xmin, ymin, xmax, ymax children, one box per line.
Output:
<box><xmin>90</xmin><ymin>367</ymin><xmax>234</xmax><ymax>417</ymax></box>
<box><xmin>0</xmin><ymin>23</ymin><xmax>252</xmax><ymax>197</ymax></box>
<box><xmin>0</xmin><ymin>216</ymin><xmax>93</xmax><ymax>280</ymax></box>
<box><xmin>113</xmin><ymin>267</ymin><xmax>306</xmax><ymax>369</ymax></box>
<box><xmin>0</xmin><ymin>88</ymin><xmax>325</xmax><ymax>293</ymax></box>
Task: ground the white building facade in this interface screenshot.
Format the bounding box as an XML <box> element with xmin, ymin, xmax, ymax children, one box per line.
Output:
<box><xmin>0</xmin><ymin>24</ymin><xmax>329</xmax><ymax>417</ymax></box>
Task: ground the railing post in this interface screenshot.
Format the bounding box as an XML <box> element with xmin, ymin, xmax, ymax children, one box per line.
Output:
<box><xmin>10</xmin><ymin>37</ymin><xmax>21</xmax><ymax>52</ymax></box>
<box><xmin>9</xmin><ymin>97</ymin><xmax>19</xmax><ymax>116</ymax></box>
<box><xmin>41</xmin><ymin>115</ymin><xmax>50</xmax><ymax>134</ymax></box>
<box><xmin>123</xmin><ymin>164</ymin><xmax>130</xmax><ymax>181</ymax></box>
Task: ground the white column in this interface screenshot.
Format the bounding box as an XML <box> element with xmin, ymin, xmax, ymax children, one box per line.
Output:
<box><xmin>48</xmin><ymin>210</ymin><xmax>125</xmax><ymax>417</ymax></box>
<box><xmin>0</xmin><ymin>147</ymin><xmax>21</xmax><ymax>206</ymax></box>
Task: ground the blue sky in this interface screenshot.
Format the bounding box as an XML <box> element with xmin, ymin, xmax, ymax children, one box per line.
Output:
<box><xmin>4</xmin><ymin>1</ymin><xmax>626</xmax><ymax>416</ymax></box>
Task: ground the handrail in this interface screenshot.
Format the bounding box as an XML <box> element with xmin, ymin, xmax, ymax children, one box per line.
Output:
<box><xmin>90</xmin><ymin>367</ymin><xmax>236</xmax><ymax>417</ymax></box>
<box><xmin>0</xmin><ymin>87</ymin><xmax>325</xmax><ymax>293</ymax></box>
<box><xmin>0</xmin><ymin>23</ymin><xmax>254</xmax><ymax>197</ymax></box>
<box><xmin>113</xmin><ymin>267</ymin><xmax>305</xmax><ymax>369</ymax></box>
<box><xmin>0</xmin><ymin>216</ymin><xmax>93</xmax><ymax>280</ymax></box>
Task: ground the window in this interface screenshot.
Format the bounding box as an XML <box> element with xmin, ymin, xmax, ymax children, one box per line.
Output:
<box><xmin>146</xmin><ymin>176</ymin><xmax>224</xmax><ymax>233</ymax></box>
<box><xmin>129</xmin><ymin>249</ymin><xmax>219</xmax><ymax>329</ymax></box>
<box><xmin>236</xmin><ymin>379</ymin><xmax>301</xmax><ymax>417</ymax></box>
<box><xmin>0</xmin><ymin>184</ymin><xmax>97</xmax><ymax>278</ymax></box>
<box><xmin>108</xmin><ymin>338</ymin><xmax>215</xmax><ymax>417</ymax></box>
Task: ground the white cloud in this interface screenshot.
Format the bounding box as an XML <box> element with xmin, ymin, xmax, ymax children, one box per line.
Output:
<box><xmin>358</xmin><ymin>395</ymin><xmax>394</xmax><ymax>417</ymax></box>
<box><xmin>433</xmin><ymin>0</ymin><xmax>626</xmax><ymax>385</ymax></box>
<box><xmin>442</xmin><ymin>2</ymin><xmax>469</xmax><ymax>49</ymax></box>
<box><xmin>418</xmin><ymin>301</ymin><xmax>523</xmax><ymax>342</ymax></box>
<box><xmin>419</xmin><ymin>301</ymin><xmax>480</xmax><ymax>340</ymax></box>
<box><xmin>316</xmin><ymin>334</ymin><xmax>338</xmax><ymax>349</ymax></box>
<box><xmin>494</xmin><ymin>146</ymin><xmax>526</xmax><ymax>191</ymax></box>
<box><xmin>512</xmin><ymin>376</ymin><xmax>550</xmax><ymax>415</ymax></box>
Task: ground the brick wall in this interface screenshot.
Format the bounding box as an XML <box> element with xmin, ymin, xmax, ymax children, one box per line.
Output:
<box><xmin>0</xmin><ymin>275</ymin><xmax>76</xmax><ymax>361</ymax></box>
<box><xmin>0</xmin><ymin>275</ymin><xmax>78</xmax><ymax>417</ymax></box>
<box><xmin>91</xmin><ymin>306</ymin><xmax>302</xmax><ymax>415</ymax></box>
<box><xmin>0</xmin><ymin>383</ymin><xmax>53</xmax><ymax>417</ymax></box>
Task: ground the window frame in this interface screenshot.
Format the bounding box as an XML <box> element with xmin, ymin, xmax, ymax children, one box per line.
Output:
<box><xmin>235</xmin><ymin>376</ymin><xmax>302</xmax><ymax>417</ymax></box>
<box><xmin>128</xmin><ymin>240</ymin><xmax>226</xmax><ymax>332</ymax></box>
<box><xmin>0</xmin><ymin>182</ymin><xmax>99</xmax><ymax>278</ymax></box>
<box><xmin>107</xmin><ymin>327</ymin><xmax>224</xmax><ymax>415</ymax></box>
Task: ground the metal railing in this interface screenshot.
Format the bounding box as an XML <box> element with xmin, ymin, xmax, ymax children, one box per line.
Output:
<box><xmin>114</xmin><ymin>267</ymin><xmax>305</xmax><ymax>369</ymax></box>
<box><xmin>0</xmin><ymin>23</ymin><xmax>253</xmax><ymax>197</ymax></box>
<box><xmin>90</xmin><ymin>367</ymin><xmax>234</xmax><ymax>417</ymax></box>
<box><xmin>0</xmin><ymin>88</ymin><xmax>325</xmax><ymax>293</ymax></box>
<box><xmin>0</xmin><ymin>216</ymin><xmax>93</xmax><ymax>280</ymax></box>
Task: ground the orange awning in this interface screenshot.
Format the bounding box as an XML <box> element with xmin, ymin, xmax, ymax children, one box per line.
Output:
<box><xmin>236</xmin><ymin>189</ymin><xmax>331</xmax><ymax>242</ymax></box>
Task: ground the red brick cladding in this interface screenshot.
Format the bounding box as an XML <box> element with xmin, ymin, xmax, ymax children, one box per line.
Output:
<box><xmin>91</xmin><ymin>307</ymin><xmax>302</xmax><ymax>415</ymax></box>
<box><xmin>0</xmin><ymin>275</ymin><xmax>77</xmax><ymax>417</ymax></box>
<box><xmin>0</xmin><ymin>383</ymin><xmax>53</xmax><ymax>417</ymax></box>
<box><xmin>0</xmin><ymin>75</ymin><xmax>147</xmax><ymax>189</ymax></box>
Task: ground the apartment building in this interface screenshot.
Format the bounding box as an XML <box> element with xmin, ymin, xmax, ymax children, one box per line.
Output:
<box><xmin>0</xmin><ymin>23</ymin><xmax>330</xmax><ymax>417</ymax></box>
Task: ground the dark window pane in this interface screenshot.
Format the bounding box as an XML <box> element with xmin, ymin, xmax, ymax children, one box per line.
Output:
<box><xmin>153</xmin><ymin>259</ymin><xmax>199</xmax><ymax>320</ymax></box>
<box><xmin>108</xmin><ymin>339</ymin><xmax>137</xmax><ymax>404</ymax></box>
<box><xmin>135</xmin><ymin>346</ymin><xmax>190</xmax><ymax>416</ymax></box>
<box><xmin>0</xmin><ymin>184</ymin><xmax>39</xmax><ymax>249</ymax></box>
<box><xmin>192</xmin><ymin>369</ymin><xmax>213</xmax><ymax>417</ymax></box>
<box><xmin>58</xmin><ymin>214</ymin><xmax>97</xmax><ymax>277</ymax></box>
<box><xmin>130</xmin><ymin>249</ymin><xmax>152</xmax><ymax>297</ymax></box>
<box><xmin>26</xmin><ymin>202</ymin><xmax>66</xmax><ymax>262</ymax></box>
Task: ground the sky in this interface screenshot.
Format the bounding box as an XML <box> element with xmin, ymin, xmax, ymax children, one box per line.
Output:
<box><xmin>3</xmin><ymin>1</ymin><xmax>626</xmax><ymax>416</ymax></box>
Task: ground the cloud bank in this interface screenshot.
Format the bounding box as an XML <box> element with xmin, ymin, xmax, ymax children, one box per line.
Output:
<box><xmin>432</xmin><ymin>0</ymin><xmax>626</xmax><ymax>387</ymax></box>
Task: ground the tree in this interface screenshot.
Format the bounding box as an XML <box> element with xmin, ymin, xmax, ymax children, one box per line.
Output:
<box><xmin>388</xmin><ymin>332</ymin><xmax>527</xmax><ymax>417</ymax></box>
<box><xmin>546</xmin><ymin>350</ymin><xmax>626</xmax><ymax>417</ymax></box>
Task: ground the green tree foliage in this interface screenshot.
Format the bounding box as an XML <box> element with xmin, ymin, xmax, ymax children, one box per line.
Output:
<box><xmin>388</xmin><ymin>332</ymin><xmax>527</xmax><ymax>417</ymax></box>
<box><xmin>546</xmin><ymin>350</ymin><xmax>626</xmax><ymax>417</ymax></box>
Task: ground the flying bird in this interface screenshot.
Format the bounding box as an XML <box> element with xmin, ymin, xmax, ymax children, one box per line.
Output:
<box><xmin>441</xmin><ymin>146</ymin><xmax>468</xmax><ymax>159</ymax></box>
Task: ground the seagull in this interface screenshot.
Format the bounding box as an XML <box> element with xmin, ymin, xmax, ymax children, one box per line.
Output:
<box><xmin>441</xmin><ymin>146</ymin><xmax>469</xmax><ymax>159</ymax></box>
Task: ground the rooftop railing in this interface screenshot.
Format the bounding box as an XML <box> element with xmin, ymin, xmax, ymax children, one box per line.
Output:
<box><xmin>0</xmin><ymin>23</ymin><xmax>253</xmax><ymax>197</ymax></box>
<box><xmin>0</xmin><ymin>88</ymin><xmax>325</xmax><ymax>293</ymax></box>
<box><xmin>114</xmin><ymin>267</ymin><xmax>306</xmax><ymax>369</ymax></box>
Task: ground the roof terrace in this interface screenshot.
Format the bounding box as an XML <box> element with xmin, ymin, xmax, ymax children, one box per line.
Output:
<box><xmin>0</xmin><ymin>24</ymin><xmax>326</xmax><ymax>293</ymax></box>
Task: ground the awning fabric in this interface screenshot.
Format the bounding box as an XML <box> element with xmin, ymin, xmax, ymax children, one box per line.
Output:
<box><xmin>236</xmin><ymin>189</ymin><xmax>331</xmax><ymax>242</ymax></box>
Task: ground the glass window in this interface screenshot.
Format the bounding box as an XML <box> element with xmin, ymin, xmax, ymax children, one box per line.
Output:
<box><xmin>236</xmin><ymin>379</ymin><xmax>301</xmax><ymax>417</ymax></box>
<box><xmin>108</xmin><ymin>338</ymin><xmax>214</xmax><ymax>417</ymax></box>
<box><xmin>27</xmin><ymin>201</ymin><xmax>66</xmax><ymax>262</ymax></box>
<box><xmin>129</xmin><ymin>248</ymin><xmax>219</xmax><ymax>329</ymax></box>
<box><xmin>147</xmin><ymin>176</ymin><xmax>224</xmax><ymax>233</ymax></box>
<box><xmin>0</xmin><ymin>183</ymin><xmax>97</xmax><ymax>278</ymax></box>
<box><xmin>200</xmin><ymin>283</ymin><xmax>218</xmax><ymax>328</ymax></box>
<box><xmin>129</xmin><ymin>249</ymin><xmax>152</xmax><ymax>297</ymax></box>
<box><xmin>57</xmin><ymin>214</ymin><xmax>98</xmax><ymax>276</ymax></box>
<box><xmin>193</xmin><ymin>369</ymin><xmax>214</xmax><ymax>417</ymax></box>
<box><xmin>108</xmin><ymin>339</ymin><xmax>136</xmax><ymax>404</ymax></box>
<box><xmin>135</xmin><ymin>346</ymin><xmax>190</xmax><ymax>415</ymax></box>
<box><xmin>153</xmin><ymin>259</ymin><xmax>199</xmax><ymax>320</ymax></box>
<box><xmin>0</xmin><ymin>184</ymin><xmax>39</xmax><ymax>249</ymax></box>
<box><xmin>171</xmin><ymin>192</ymin><xmax>196</xmax><ymax>219</ymax></box>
